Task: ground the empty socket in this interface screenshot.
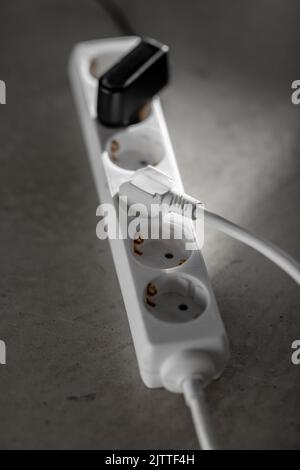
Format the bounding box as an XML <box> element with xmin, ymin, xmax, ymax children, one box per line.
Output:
<box><xmin>106</xmin><ymin>127</ymin><xmax>164</xmax><ymax>171</ymax></box>
<box><xmin>144</xmin><ymin>274</ymin><xmax>208</xmax><ymax>323</ymax></box>
<box><xmin>132</xmin><ymin>228</ymin><xmax>191</xmax><ymax>269</ymax></box>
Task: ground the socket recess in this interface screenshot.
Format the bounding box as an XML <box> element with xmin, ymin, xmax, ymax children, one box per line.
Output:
<box><xmin>144</xmin><ymin>274</ymin><xmax>208</xmax><ymax>323</ymax></box>
<box><xmin>131</xmin><ymin>219</ymin><xmax>193</xmax><ymax>269</ymax></box>
<box><xmin>107</xmin><ymin>126</ymin><xmax>165</xmax><ymax>171</ymax></box>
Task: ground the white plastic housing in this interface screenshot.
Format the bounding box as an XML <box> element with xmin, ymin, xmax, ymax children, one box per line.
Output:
<box><xmin>69</xmin><ymin>37</ymin><xmax>229</xmax><ymax>389</ymax></box>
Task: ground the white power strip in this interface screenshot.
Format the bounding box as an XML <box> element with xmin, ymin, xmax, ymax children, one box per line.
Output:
<box><xmin>69</xmin><ymin>36</ymin><xmax>229</xmax><ymax>389</ymax></box>
<box><xmin>69</xmin><ymin>36</ymin><xmax>300</xmax><ymax>450</ymax></box>
<box><xmin>69</xmin><ymin>37</ymin><xmax>229</xmax><ymax>448</ymax></box>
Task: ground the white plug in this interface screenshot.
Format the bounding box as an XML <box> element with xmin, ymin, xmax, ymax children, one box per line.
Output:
<box><xmin>119</xmin><ymin>165</ymin><xmax>203</xmax><ymax>219</ymax></box>
<box><xmin>120</xmin><ymin>165</ymin><xmax>300</xmax><ymax>286</ymax></box>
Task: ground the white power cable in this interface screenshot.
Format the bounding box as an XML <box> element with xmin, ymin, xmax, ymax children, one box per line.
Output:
<box><xmin>161</xmin><ymin>351</ymin><xmax>221</xmax><ymax>450</ymax></box>
<box><xmin>182</xmin><ymin>377</ymin><xmax>219</xmax><ymax>450</ymax></box>
<box><xmin>204</xmin><ymin>209</ymin><xmax>300</xmax><ymax>286</ymax></box>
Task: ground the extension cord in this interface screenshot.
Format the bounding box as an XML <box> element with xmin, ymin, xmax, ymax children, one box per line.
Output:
<box><xmin>69</xmin><ymin>35</ymin><xmax>300</xmax><ymax>450</ymax></box>
<box><xmin>69</xmin><ymin>36</ymin><xmax>229</xmax><ymax>448</ymax></box>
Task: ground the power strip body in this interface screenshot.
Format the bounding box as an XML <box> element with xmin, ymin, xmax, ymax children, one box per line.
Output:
<box><xmin>69</xmin><ymin>37</ymin><xmax>229</xmax><ymax>390</ymax></box>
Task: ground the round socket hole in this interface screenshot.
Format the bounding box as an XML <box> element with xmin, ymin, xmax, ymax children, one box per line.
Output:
<box><xmin>106</xmin><ymin>127</ymin><xmax>164</xmax><ymax>171</ymax></box>
<box><xmin>144</xmin><ymin>274</ymin><xmax>208</xmax><ymax>323</ymax></box>
<box><xmin>178</xmin><ymin>303</ymin><xmax>188</xmax><ymax>311</ymax></box>
<box><xmin>133</xmin><ymin>236</ymin><xmax>191</xmax><ymax>269</ymax></box>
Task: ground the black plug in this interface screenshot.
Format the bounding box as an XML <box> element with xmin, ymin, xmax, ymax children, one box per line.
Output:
<box><xmin>97</xmin><ymin>37</ymin><xmax>169</xmax><ymax>127</ymax></box>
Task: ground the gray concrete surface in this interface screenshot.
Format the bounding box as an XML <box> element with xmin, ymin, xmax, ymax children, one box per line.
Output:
<box><xmin>0</xmin><ymin>0</ymin><xmax>300</xmax><ymax>449</ymax></box>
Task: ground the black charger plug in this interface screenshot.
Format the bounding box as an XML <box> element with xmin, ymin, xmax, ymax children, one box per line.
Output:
<box><xmin>97</xmin><ymin>37</ymin><xmax>169</xmax><ymax>127</ymax></box>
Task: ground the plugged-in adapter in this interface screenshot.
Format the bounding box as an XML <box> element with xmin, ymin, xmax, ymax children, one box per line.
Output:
<box><xmin>97</xmin><ymin>37</ymin><xmax>169</xmax><ymax>127</ymax></box>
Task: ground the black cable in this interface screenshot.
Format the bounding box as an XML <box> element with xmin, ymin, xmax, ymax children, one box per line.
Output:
<box><xmin>94</xmin><ymin>0</ymin><xmax>138</xmax><ymax>36</ymax></box>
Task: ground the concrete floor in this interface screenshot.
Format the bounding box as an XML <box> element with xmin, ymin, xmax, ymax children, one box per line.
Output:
<box><xmin>0</xmin><ymin>0</ymin><xmax>300</xmax><ymax>449</ymax></box>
